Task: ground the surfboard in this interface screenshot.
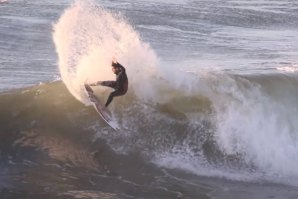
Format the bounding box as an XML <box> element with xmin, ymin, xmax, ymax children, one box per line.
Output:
<box><xmin>84</xmin><ymin>84</ymin><xmax>119</xmax><ymax>131</ymax></box>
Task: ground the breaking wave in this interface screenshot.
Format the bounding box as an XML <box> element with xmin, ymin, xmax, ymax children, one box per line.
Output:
<box><xmin>1</xmin><ymin>70</ymin><xmax>298</xmax><ymax>186</ymax></box>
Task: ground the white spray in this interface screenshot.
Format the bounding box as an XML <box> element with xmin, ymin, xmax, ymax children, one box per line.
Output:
<box><xmin>155</xmin><ymin>70</ymin><xmax>298</xmax><ymax>185</ymax></box>
<box><xmin>211</xmin><ymin>75</ymin><xmax>298</xmax><ymax>181</ymax></box>
<box><xmin>53</xmin><ymin>0</ymin><xmax>158</xmax><ymax>103</ymax></box>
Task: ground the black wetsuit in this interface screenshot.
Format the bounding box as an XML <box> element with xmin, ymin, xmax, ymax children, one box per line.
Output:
<box><xmin>100</xmin><ymin>62</ymin><xmax>128</xmax><ymax>107</ymax></box>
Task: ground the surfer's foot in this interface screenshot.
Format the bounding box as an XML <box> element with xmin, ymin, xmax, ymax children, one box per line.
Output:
<box><xmin>85</xmin><ymin>85</ymin><xmax>94</xmax><ymax>93</ymax></box>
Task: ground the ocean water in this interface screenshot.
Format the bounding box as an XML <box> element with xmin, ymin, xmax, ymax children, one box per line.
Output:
<box><xmin>1</xmin><ymin>0</ymin><xmax>298</xmax><ymax>198</ymax></box>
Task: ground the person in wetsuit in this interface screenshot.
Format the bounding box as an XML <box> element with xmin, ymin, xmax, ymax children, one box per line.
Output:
<box><xmin>89</xmin><ymin>60</ymin><xmax>128</xmax><ymax>107</ymax></box>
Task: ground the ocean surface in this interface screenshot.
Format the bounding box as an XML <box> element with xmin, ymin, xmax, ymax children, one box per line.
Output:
<box><xmin>1</xmin><ymin>0</ymin><xmax>298</xmax><ymax>198</ymax></box>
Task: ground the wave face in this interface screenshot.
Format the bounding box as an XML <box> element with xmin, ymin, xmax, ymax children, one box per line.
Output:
<box><xmin>1</xmin><ymin>72</ymin><xmax>298</xmax><ymax>195</ymax></box>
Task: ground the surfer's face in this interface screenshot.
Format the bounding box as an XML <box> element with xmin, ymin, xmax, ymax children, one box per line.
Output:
<box><xmin>112</xmin><ymin>67</ymin><xmax>119</xmax><ymax>74</ymax></box>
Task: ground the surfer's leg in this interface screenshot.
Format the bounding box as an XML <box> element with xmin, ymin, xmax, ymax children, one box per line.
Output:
<box><xmin>105</xmin><ymin>90</ymin><xmax>124</xmax><ymax>107</ymax></box>
<box><xmin>89</xmin><ymin>81</ymin><xmax>101</xmax><ymax>86</ymax></box>
<box><xmin>89</xmin><ymin>81</ymin><xmax>116</xmax><ymax>88</ymax></box>
<box><xmin>99</xmin><ymin>81</ymin><xmax>117</xmax><ymax>89</ymax></box>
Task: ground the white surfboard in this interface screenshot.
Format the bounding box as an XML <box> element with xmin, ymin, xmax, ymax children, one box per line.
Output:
<box><xmin>84</xmin><ymin>84</ymin><xmax>119</xmax><ymax>131</ymax></box>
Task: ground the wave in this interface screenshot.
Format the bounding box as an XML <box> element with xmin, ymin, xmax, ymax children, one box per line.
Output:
<box><xmin>1</xmin><ymin>69</ymin><xmax>298</xmax><ymax>186</ymax></box>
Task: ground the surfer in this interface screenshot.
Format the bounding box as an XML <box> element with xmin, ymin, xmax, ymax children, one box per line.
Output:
<box><xmin>89</xmin><ymin>60</ymin><xmax>128</xmax><ymax>107</ymax></box>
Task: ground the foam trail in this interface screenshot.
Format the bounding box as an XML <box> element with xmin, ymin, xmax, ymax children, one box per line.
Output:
<box><xmin>200</xmin><ymin>74</ymin><xmax>298</xmax><ymax>183</ymax></box>
<box><xmin>214</xmin><ymin>77</ymin><xmax>298</xmax><ymax>179</ymax></box>
<box><xmin>150</xmin><ymin>71</ymin><xmax>298</xmax><ymax>185</ymax></box>
<box><xmin>53</xmin><ymin>0</ymin><xmax>158</xmax><ymax>103</ymax></box>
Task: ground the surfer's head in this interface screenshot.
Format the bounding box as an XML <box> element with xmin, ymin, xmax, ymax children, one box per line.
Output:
<box><xmin>111</xmin><ymin>62</ymin><xmax>118</xmax><ymax>67</ymax></box>
<box><xmin>112</xmin><ymin>62</ymin><xmax>121</xmax><ymax>74</ymax></box>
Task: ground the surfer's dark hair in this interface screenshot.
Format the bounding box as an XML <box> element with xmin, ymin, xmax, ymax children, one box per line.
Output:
<box><xmin>112</xmin><ymin>62</ymin><xmax>120</xmax><ymax>68</ymax></box>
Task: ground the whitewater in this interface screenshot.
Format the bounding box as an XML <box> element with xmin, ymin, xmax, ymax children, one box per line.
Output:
<box><xmin>1</xmin><ymin>0</ymin><xmax>298</xmax><ymax>198</ymax></box>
